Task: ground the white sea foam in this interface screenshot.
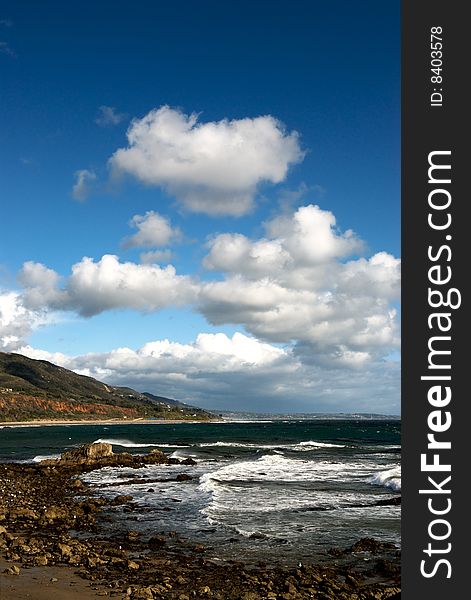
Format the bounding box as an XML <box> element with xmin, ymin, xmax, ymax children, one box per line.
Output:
<box><xmin>93</xmin><ymin>438</ymin><xmax>189</xmax><ymax>448</ymax></box>
<box><xmin>169</xmin><ymin>449</ymin><xmax>200</xmax><ymax>459</ymax></box>
<box><xmin>0</xmin><ymin>424</ymin><xmax>42</xmax><ymax>429</ymax></box>
<box><xmin>199</xmin><ymin>454</ymin><xmax>380</xmax><ymax>494</ymax></box>
<box><xmin>198</xmin><ymin>441</ymin><xmax>252</xmax><ymax>448</ymax></box>
<box><xmin>89</xmin><ymin>438</ymin><xmax>346</xmax><ymax>452</ymax></box>
<box><xmin>196</xmin><ymin>440</ymin><xmax>346</xmax><ymax>451</ymax></box>
<box><xmin>297</xmin><ymin>440</ymin><xmax>346</xmax><ymax>448</ymax></box>
<box><xmin>32</xmin><ymin>454</ymin><xmax>61</xmax><ymax>462</ymax></box>
<box><xmin>218</xmin><ymin>420</ymin><xmax>275</xmax><ymax>424</ymax></box>
<box><xmin>367</xmin><ymin>466</ymin><xmax>401</xmax><ymax>492</ymax></box>
<box><xmin>198</xmin><ymin>453</ymin><xmax>400</xmax><ymax>534</ymax></box>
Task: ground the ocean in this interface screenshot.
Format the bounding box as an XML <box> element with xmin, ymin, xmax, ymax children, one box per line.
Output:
<box><xmin>0</xmin><ymin>418</ymin><xmax>400</xmax><ymax>566</ymax></box>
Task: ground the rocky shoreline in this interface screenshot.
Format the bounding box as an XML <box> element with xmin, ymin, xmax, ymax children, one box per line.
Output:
<box><xmin>0</xmin><ymin>443</ymin><xmax>401</xmax><ymax>599</ymax></box>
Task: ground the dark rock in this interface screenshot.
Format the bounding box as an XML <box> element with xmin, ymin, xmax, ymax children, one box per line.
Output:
<box><xmin>374</xmin><ymin>496</ymin><xmax>401</xmax><ymax>506</ymax></box>
<box><xmin>3</xmin><ymin>565</ymin><xmax>20</xmax><ymax>575</ymax></box>
<box><xmin>71</xmin><ymin>478</ymin><xmax>87</xmax><ymax>490</ymax></box>
<box><xmin>148</xmin><ymin>535</ymin><xmax>166</xmax><ymax>548</ymax></box>
<box><xmin>345</xmin><ymin>573</ymin><xmax>361</xmax><ymax>586</ymax></box>
<box><xmin>149</xmin><ymin>449</ymin><xmax>167</xmax><ymax>461</ymax></box>
<box><xmin>57</xmin><ymin>542</ymin><xmax>73</xmax><ymax>557</ymax></box>
<box><xmin>61</xmin><ymin>443</ymin><xmax>114</xmax><ymax>464</ymax></box>
<box><xmin>374</xmin><ymin>558</ymin><xmax>401</xmax><ymax>577</ymax></box>
<box><xmin>110</xmin><ymin>494</ymin><xmax>134</xmax><ymax>505</ymax></box>
<box><xmin>349</xmin><ymin>537</ymin><xmax>397</xmax><ymax>554</ymax></box>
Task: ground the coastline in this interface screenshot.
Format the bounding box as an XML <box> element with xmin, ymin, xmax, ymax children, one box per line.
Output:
<box><xmin>0</xmin><ymin>418</ymin><xmax>222</xmax><ymax>428</ymax></box>
<box><xmin>0</xmin><ymin>444</ymin><xmax>401</xmax><ymax>599</ymax></box>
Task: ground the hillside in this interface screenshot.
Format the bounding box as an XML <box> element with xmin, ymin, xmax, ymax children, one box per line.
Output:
<box><xmin>0</xmin><ymin>352</ymin><xmax>213</xmax><ymax>422</ymax></box>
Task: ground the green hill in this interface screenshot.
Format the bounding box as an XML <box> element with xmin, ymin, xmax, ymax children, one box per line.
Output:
<box><xmin>0</xmin><ymin>352</ymin><xmax>213</xmax><ymax>422</ymax></box>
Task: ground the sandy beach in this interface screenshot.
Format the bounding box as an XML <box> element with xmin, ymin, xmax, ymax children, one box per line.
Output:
<box><xmin>0</xmin><ymin>418</ymin><xmax>221</xmax><ymax>428</ymax></box>
<box><xmin>0</xmin><ymin>557</ymin><xmax>105</xmax><ymax>599</ymax></box>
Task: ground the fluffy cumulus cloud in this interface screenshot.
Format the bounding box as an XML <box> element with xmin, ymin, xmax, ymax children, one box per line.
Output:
<box><xmin>18</xmin><ymin>333</ymin><xmax>400</xmax><ymax>414</ymax></box>
<box><xmin>72</xmin><ymin>169</ymin><xmax>96</xmax><ymax>201</ymax></box>
<box><xmin>18</xmin><ymin>262</ymin><xmax>68</xmax><ymax>310</ymax></box>
<box><xmin>109</xmin><ymin>106</ymin><xmax>304</xmax><ymax>216</ymax></box>
<box><xmin>0</xmin><ymin>291</ymin><xmax>53</xmax><ymax>351</ymax></box>
<box><xmin>204</xmin><ymin>204</ymin><xmax>363</xmax><ymax>283</ymax></box>
<box><xmin>200</xmin><ymin>204</ymin><xmax>400</xmax><ymax>367</ymax></box>
<box><xmin>15</xmin><ymin>203</ymin><xmax>400</xmax><ymax>368</ymax></box>
<box><xmin>123</xmin><ymin>211</ymin><xmax>181</xmax><ymax>249</ymax></box>
<box><xmin>10</xmin><ymin>200</ymin><xmax>400</xmax><ymax>412</ymax></box>
<box><xmin>19</xmin><ymin>255</ymin><xmax>197</xmax><ymax>317</ymax></box>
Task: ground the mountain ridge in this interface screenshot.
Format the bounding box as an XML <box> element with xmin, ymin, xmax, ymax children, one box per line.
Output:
<box><xmin>0</xmin><ymin>352</ymin><xmax>213</xmax><ymax>422</ymax></box>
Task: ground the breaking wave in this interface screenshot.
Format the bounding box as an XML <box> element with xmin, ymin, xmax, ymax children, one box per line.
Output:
<box><xmin>32</xmin><ymin>454</ymin><xmax>61</xmax><ymax>462</ymax></box>
<box><xmin>367</xmin><ymin>466</ymin><xmax>401</xmax><ymax>492</ymax></box>
<box><xmin>197</xmin><ymin>440</ymin><xmax>346</xmax><ymax>451</ymax></box>
<box><xmin>93</xmin><ymin>438</ymin><xmax>190</xmax><ymax>448</ymax></box>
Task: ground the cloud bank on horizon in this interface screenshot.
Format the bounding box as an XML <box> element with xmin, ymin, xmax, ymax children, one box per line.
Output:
<box><xmin>0</xmin><ymin>105</ymin><xmax>400</xmax><ymax>414</ymax></box>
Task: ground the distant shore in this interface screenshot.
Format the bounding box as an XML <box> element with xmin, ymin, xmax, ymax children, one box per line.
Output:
<box><xmin>0</xmin><ymin>417</ymin><xmax>222</xmax><ymax>427</ymax></box>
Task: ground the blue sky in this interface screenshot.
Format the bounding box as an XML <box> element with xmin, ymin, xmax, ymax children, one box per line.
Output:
<box><xmin>0</xmin><ymin>1</ymin><xmax>400</xmax><ymax>413</ymax></box>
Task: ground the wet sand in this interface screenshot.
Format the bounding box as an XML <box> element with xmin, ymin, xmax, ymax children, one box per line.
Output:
<box><xmin>0</xmin><ymin>557</ymin><xmax>105</xmax><ymax>599</ymax></box>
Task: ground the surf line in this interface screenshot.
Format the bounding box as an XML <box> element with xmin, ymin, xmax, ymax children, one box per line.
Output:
<box><xmin>418</xmin><ymin>151</ymin><xmax>461</xmax><ymax>580</ymax></box>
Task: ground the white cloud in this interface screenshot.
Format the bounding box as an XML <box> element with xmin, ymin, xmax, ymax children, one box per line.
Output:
<box><xmin>72</xmin><ymin>169</ymin><xmax>97</xmax><ymax>201</ymax></box>
<box><xmin>199</xmin><ymin>268</ymin><xmax>399</xmax><ymax>360</ymax></box>
<box><xmin>123</xmin><ymin>211</ymin><xmax>181</xmax><ymax>249</ymax></box>
<box><xmin>66</xmin><ymin>255</ymin><xmax>197</xmax><ymax>316</ymax></box>
<box><xmin>140</xmin><ymin>331</ymin><xmax>286</xmax><ymax>370</ymax></box>
<box><xmin>337</xmin><ymin>251</ymin><xmax>401</xmax><ymax>300</ymax></box>
<box><xmin>204</xmin><ymin>233</ymin><xmax>291</xmax><ymax>279</ymax></box>
<box><xmin>200</xmin><ymin>204</ymin><xmax>399</xmax><ymax>363</ymax></box>
<box><xmin>95</xmin><ymin>105</ymin><xmax>125</xmax><ymax>127</ymax></box>
<box><xmin>109</xmin><ymin>106</ymin><xmax>304</xmax><ymax>216</ymax></box>
<box><xmin>17</xmin><ymin>333</ymin><xmax>400</xmax><ymax>414</ymax></box>
<box><xmin>18</xmin><ymin>255</ymin><xmax>197</xmax><ymax>317</ymax></box>
<box><xmin>16</xmin><ymin>346</ymin><xmax>72</xmax><ymax>368</ymax></box>
<box><xmin>18</xmin><ymin>261</ymin><xmax>67</xmax><ymax>310</ymax></box>
<box><xmin>204</xmin><ymin>204</ymin><xmax>363</xmax><ymax>284</ymax></box>
<box><xmin>265</xmin><ymin>204</ymin><xmax>363</xmax><ymax>264</ymax></box>
<box><xmin>11</xmin><ymin>197</ymin><xmax>400</xmax><ymax>412</ymax></box>
<box><xmin>0</xmin><ymin>291</ymin><xmax>53</xmax><ymax>351</ymax></box>
<box><xmin>15</xmin><ymin>203</ymin><xmax>400</xmax><ymax>367</ymax></box>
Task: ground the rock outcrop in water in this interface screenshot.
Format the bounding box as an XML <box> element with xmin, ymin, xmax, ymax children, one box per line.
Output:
<box><xmin>60</xmin><ymin>442</ymin><xmax>114</xmax><ymax>463</ymax></box>
<box><xmin>39</xmin><ymin>442</ymin><xmax>183</xmax><ymax>473</ymax></box>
